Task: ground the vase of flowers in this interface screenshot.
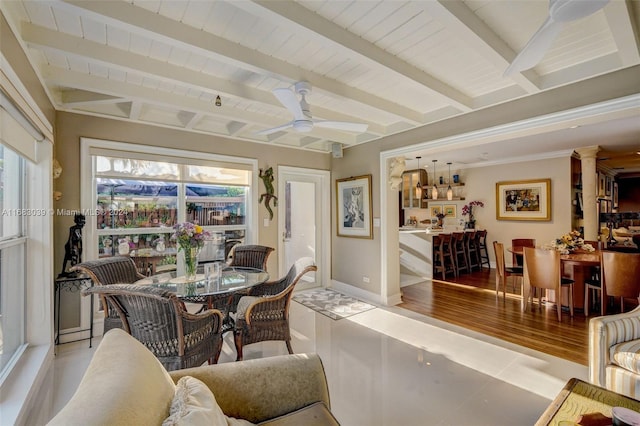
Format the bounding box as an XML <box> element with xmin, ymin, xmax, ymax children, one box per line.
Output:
<box><xmin>547</xmin><ymin>230</ymin><xmax>595</xmax><ymax>254</ymax></box>
<box><xmin>172</xmin><ymin>222</ymin><xmax>210</xmax><ymax>281</ymax></box>
<box><xmin>436</xmin><ymin>212</ymin><xmax>445</xmax><ymax>228</ymax></box>
<box><xmin>461</xmin><ymin>200</ymin><xmax>484</xmax><ymax>229</ymax></box>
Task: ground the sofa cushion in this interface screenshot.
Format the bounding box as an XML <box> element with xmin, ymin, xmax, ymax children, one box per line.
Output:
<box><xmin>163</xmin><ymin>376</ymin><xmax>253</xmax><ymax>426</ymax></box>
<box><xmin>47</xmin><ymin>328</ymin><xmax>176</xmax><ymax>426</ymax></box>
<box><xmin>611</xmin><ymin>338</ymin><xmax>640</xmax><ymax>374</ymax></box>
<box><xmin>258</xmin><ymin>402</ymin><xmax>339</xmax><ymax>426</ymax></box>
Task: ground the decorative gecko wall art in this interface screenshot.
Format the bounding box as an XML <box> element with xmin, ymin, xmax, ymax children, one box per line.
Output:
<box><xmin>259</xmin><ymin>167</ymin><xmax>278</xmax><ymax>220</ymax></box>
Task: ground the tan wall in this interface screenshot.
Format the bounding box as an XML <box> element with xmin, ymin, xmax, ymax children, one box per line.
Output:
<box><xmin>53</xmin><ymin>111</ymin><xmax>330</xmax><ymax>285</ymax></box>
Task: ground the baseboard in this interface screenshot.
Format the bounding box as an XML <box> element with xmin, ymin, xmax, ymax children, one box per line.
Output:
<box><xmin>330</xmin><ymin>280</ymin><xmax>402</xmax><ymax>306</ymax></box>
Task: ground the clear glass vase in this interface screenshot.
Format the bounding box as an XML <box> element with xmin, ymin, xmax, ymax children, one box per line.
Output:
<box><xmin>183</xmin><ymin>246</ymin><xmax>200</xmax><ymax>281</ymax></box>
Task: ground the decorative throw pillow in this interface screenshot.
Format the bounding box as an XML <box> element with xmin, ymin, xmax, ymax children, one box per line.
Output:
<box><xmin>163</xmin><ymin>376</ymin><xmax>254</xmax><ymax>426</ymax></box>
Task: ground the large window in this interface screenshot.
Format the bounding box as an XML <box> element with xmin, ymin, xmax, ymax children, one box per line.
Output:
<box><xmin>82</xmin><ymin>142</ymin><xmax>257</xmax><ymax>278</ymax></box>
<box><xmin>0</xmin><ymin>144</ymin><xmax>27</xmax><ymax>375</ymax></box>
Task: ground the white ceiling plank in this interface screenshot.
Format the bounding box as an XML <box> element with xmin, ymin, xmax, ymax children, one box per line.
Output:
<box><xmin>61</xmin><ymin>89</ymin><xmax>122</xmax><ymax>106</ymax></box>
<box><xmin>129</xmin><ymin>100</ymin><xmax>142</xmax><ymax>120</ymax></box>
<box><xmin>236</xmin><ymin>0</ymin><xmax>473</xmax><ymax>112</ymax></box>
<box><xmin>51</xmin><ymin>7</ymin><xmax>82</xmax><ymax>37</ymax></box>
<box><xmin>419</xmin><ymin>0</ymin><xmax>541</xmax><ymax>93</ymax></box>
<box><xmin>44</xmin><ymin>66</ymin><xmax>365</xmax><ymax>146</ymax></box>
<box><xmin>22</xmin><ymin>22</ymin><xmax>385</xmax><ymax>135</ymax></box>
<box><xmin>603</xmin><ymin>0</ymin><xmax>640</xmax><ymax>66</ymax></box>
<box><xmin>59</xmin><ymin>0</ymin><xmax>425</xmax><ymax>123</ymax></box>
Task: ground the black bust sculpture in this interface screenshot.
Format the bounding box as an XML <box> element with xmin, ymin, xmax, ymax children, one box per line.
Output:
<box><xmin>59</xmin><ymin>213</ymin><xmax>86</xmax><ymax>278</ymax></box>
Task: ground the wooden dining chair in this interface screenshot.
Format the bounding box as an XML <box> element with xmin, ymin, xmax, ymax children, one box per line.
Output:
<box><xmin>523</xmin><ymin>247</ymin><xmax>574</xmax><ymax>321</ymax></box>
<box><xmin>493</xmin><ymin>241</ymin><xmax>523</xmax><ymax>300</ymax></box>
<box><xmin>600</xmin><ymin>251</ymin><xmax>640</xmax><ymax>315</ymax></box>
<box><xmin>512</xmin><ymin>238</ymin><xmax>536</xmax><ymax>267</ymax></box>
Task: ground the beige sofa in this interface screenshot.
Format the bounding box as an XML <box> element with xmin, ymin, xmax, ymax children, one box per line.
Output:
<box><xmin>589</xmin><ymin>306</ymin><xmax>640</xmax><ymax>399</ymax></box>
<box><xmin>48</xmin><ymin>329</ymin><xmax>339</xmax><ymax>425</ymax></box>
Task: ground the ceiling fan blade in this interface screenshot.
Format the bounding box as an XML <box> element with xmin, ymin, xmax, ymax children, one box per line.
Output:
<box><xmin>313</xmin><ymin>120</ymin><xmax>368</xmax><ymax>133</ymax></box>
<box><xmin>272</xmin><ymin>88</ymin><xmax>305</xmax><ymax>120</ymax></box>
<box><xmin>549</xmin><ymin>0</ymin><xmax>609</xmax><ymax>22</ymax></box>
<box><xmin>504</xmin><ymin>17</ymin><xmax>562</xmax><ymax>76</ymax></box>
<box><xmin>255</xmin><ymin>121</ymin><xmax>295</xmax><ymax>136</ymax></box>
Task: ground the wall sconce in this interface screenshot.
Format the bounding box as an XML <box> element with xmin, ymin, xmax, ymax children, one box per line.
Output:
<box><xmin>446</xmin><ymin>162</ymin><xmax>453</xmax><ymax>201</ymax></box>
<box><xmin>415</xmin><ymin>157</ymin><xmax>422</xmax><ymax>200</ymax></box>
<box><xmin>431</xmin><ymin>160</ymin><xmax>438</xmax><ymax>200</ymax></box>
<box><xmin>215</xmin><ymin>95</ymin><xmax>222</xmax><ymax>107</ymax></box>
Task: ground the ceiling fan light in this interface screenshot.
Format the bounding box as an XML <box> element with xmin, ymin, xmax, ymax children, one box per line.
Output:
<box><xmin>293</xmin><ymin>120</ymin><xmax>313</xmax><ymax>132</ymax></box>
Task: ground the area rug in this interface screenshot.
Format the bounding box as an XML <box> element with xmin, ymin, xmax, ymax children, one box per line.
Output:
<box><xmin>293</xmin><ymin>288</ymin><xmax>376</xmax><ymax>320</ymax></box>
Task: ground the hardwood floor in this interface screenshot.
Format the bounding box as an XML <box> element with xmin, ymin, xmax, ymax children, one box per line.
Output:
<box><xmin>399</xmin><ymin>268</ymin><xmax>591</xmax><ymax>366</ymax></box>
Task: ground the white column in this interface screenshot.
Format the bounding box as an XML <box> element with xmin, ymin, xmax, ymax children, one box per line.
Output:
<box><xmin>575</xmin><ymin>146</ymin><xmax>600</xmax><ymax>241</ymax></box>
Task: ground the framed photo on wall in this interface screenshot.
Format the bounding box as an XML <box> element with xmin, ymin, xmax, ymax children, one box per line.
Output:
<box><xmin>430</xmin><ymin>205</ymin><xmax>443</xmax><ymax>217</ymax></box>
<box><xmin>443</xmin><ymin>204</ymin><xmax>456</xmax><ymax>217</ymax></box>
<box><xmin>496</xmin><ymin>178</ymin><xmax>551</xmax><ymax>221</ymax></box>
<box><xmin>336</xmin><ymin>174</ymin><xmax>373</xmax><ymax>239</ymax></box>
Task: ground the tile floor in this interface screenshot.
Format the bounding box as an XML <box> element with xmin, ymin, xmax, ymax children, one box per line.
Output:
<box><xmin>48</xmin><ymin>288</ymin><xmax>588</xmax><ymax>425</ymax></box>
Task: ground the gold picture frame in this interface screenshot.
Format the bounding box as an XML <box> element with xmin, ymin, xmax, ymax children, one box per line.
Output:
<box><xmin>443</xmin><ymin>204</ymin><xmax>456</xmax><ymax>217</ymax></box>
<box><xmin>496</xmin><ymin>178</ymin><xmax>551</xmax><ymax>221</ymax></box>
<box><xmin>336</xmin><ymin>175</ymin><xmax>373</xmax><ymax>238</ymax></box>
<box><xmin>430</xmin><ymin>205</ymin><xmax>443</xmax><ymax>217</ymax></box>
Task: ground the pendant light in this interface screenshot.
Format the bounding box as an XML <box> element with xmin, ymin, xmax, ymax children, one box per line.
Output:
<box><xmin>415</xmin><ymin>156</ymin><xmax>422</xmax><ymax>200</ymax></box>
<box><xmin>446</xmin><ymin>162</ymin><xmax>453</xmax><ymax>201</ymax></box>
<box><xmin>431</xmin><ymin>160</ymin><xmax>438</xmax><ymax>200</ymax></box>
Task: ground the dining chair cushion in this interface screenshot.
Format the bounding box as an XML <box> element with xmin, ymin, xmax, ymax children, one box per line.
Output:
<box><xmin>163</xmin><ymin>376</ymin><xmax>253</xmax><ymax>426</ymax></box>
<box><xmin>236</xmin><ymin>296</ymin><xmax>261</xmax><ymax>317</ymax></box>
<box><xmin>611</xmin><ymin>339</ymin><xmax>640</xmax><ymax>375</ymax></box>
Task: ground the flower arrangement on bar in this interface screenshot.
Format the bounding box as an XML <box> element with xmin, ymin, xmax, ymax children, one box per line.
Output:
<box><xmin>172</xmin><ymin>222</ymin><xmax>210</xmax><ymax>280</ymax></box>
<box><xmin>435</xmin><ymin>212</ymin><xmax>446</xmax><ymax>227</ymax></box>
<box><xmin>546</xmin><ymin>230</ymin><xmax>595</xmax><ymax>254</ymax></box>
<box><xmin>461</xmin><ymin>200</ymin><xmax>484</xmax><ymax>228</ymax></box>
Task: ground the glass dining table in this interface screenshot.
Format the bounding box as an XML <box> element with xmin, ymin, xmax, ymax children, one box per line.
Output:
<box><xmin>135</xmin><ymin>265</ymin><xmax>269</xmax><ymax>331</ymax></box>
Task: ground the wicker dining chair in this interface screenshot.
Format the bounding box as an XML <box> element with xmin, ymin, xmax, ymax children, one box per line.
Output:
<box><xmin>233</xmin><ymin>257</ymin><xmax>317</xmax><ymax>361</ymax></box>
<box><xmin>70</xmin><ymin>256</ymin><xmax>146</xmax><ymax>333</ymax></box>
<box><xmin>227</xmin><ymin>244</ymin><xmax>275</xmax><ymax>270</ymax></box>
<box><xmin>227</xmin><ymin>244</ymin><xmax>275</xmax><ymax>314</ymax></box>
<box><xmin>82</xmin><ymin>284</ymin><xmax>224</xmax><ymax>371</ymax></box>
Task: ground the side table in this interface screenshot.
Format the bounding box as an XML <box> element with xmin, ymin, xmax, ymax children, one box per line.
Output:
<box><xmin>54</xmin><ymin>274</ymin><xmax>94</xmax><ymax>349</ymax></box>
<box><xmin>535</xmin><ymin>378</ymin><xmax>640</xmax><ymax>425</ymax></box>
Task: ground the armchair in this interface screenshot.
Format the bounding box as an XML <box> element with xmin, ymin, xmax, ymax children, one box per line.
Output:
<box><xmin>83</xmin><ymin>284</ymin><xmax>224</xmax><ymax>371</ymax></box>
<box><xmin>234</xmin><ymin>257</ymin><xmax>317</xmax><ymax>360</ymax></box>
<box><xmin>589</xmin><ymin>306</ymin><xmax>640</xmax><ymax>399</ymax></box>
<box><xmin>70</xmin><ymin>256</ymin><xmax>145</xmax><ymax>333</ymax></box>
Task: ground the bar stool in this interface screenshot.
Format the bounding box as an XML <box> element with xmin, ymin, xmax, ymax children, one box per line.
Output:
<box><xmin>433</xmin><ymin>234</ymin><xmax>456</xmax><ymax>280</ymax></box>
<box><xmin>452</xmin><ymin>232</ymin><xmax>469</xmax><ymax>275</ymax></box>
<box><xmin>465</xmin><ymin>231</ymin><xmax>480</xmax><ymax>271</ymax></box>
<box><xmin>476</xmin><ymin>230</ymin><xmax>490</xmax><ymax>269</ymax></box>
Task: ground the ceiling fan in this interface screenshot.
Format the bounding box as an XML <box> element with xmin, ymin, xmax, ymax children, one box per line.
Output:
<box><xmin>504</xmin><ymin>0</ymin><xmax>609</xmax><ymax>76</ymax></box>
<box><xmin>256</xmin><ymin>81</ymin><xmax>368</xmax><ymax>136</ymax></box>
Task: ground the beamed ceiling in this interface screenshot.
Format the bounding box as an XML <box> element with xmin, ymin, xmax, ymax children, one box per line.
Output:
<box><xmin>1</xmin><ymin>1</ymin><xmax>639</xmax><ymax>171</ymax></box>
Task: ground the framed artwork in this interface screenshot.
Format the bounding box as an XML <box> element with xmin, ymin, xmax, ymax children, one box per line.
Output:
<box><xmin>613</xmin><ymin>182</ymin><xmax>619</xmax><ymax>210</ymax></box>
<box><xmin>336</xmin><ymin>175</ymin><xmax>373</xmax><ymax>239</ymax></box>
<box><xmin>496</xmin><ymin>178</ymin><xmax>551</xmax><ymax>221</ymax></box>
<box><xmin>605</xmin><ymin>175</ymin><xmax>612</xmax><ymax>196</ymax></box>
<box><xmin>430</xmin><ymin>205</ymin><xmax>443</xmax><ymax>217</ymax></box>
<box><xmin>598</xmin><ymin>172</ymin><xmax>606</xmax><ymax>197</ymax></box>
<box><xmin>443</xmin><ymin>204</ymin><xmax>456</xmax><ymax>217</ymax></box>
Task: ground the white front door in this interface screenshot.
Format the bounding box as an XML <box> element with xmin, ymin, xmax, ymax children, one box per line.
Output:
<box><xmin>277</xmin><ymin>166</ymin><xmax>330</xmax><ymax>290</ymax></box>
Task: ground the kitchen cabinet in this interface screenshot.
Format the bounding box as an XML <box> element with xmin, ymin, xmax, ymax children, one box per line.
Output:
<box><xmin>402</xmin><ymin>169</ymin><xmax>428</xmax><ymax>209</ymax></box>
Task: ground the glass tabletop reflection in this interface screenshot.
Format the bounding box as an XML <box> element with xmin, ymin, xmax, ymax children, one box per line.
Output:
<box><xmin>135</xmin><ymin>266</ymin><xmax>269</xmax><ymax>298</ymax></box>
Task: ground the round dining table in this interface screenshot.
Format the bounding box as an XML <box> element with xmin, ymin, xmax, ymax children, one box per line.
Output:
<box><xmin>135</xmin><ymin>265</ymin><xmax>269</xmax><ymax>331</ymax></box>
<box><xmin>508</xmin><ymin>246</ymin><xmax>600</xmax><ymax>310</ymax></box>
